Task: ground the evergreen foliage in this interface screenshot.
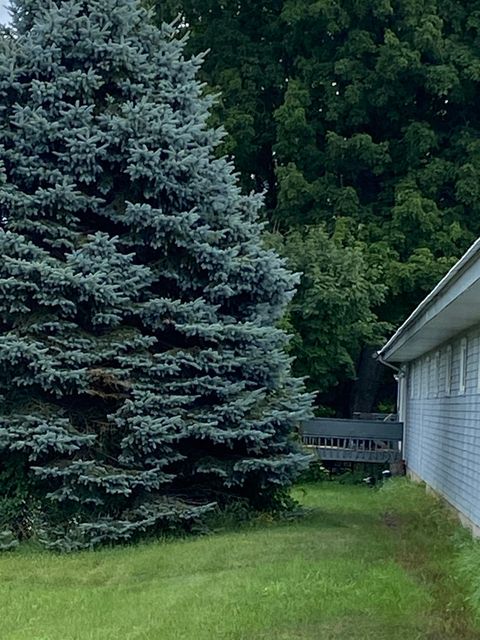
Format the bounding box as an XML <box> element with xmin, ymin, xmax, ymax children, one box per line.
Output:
<box><xmin>0</xmin><ymin>0</ymin><xmax>312</xmax><ymax>550</ymax></box>
<box><xmin>150</xmin><ymin>0</ymin><xmax>285</xmax><ymax>208</ymax></box>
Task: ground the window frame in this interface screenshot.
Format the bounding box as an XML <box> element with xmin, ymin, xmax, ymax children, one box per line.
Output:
<box><xmin>477</xmin><ymin>339</ymin><xmax>480</xmax><ymax>393</ymax></box>
<box><xmin>433</xmin><ymin>351</ymin><xmax>440</xmax><ymax>398</ymax></box>
<box><xmin>459</xmin><ymin>337</ymin><xmax>467</xmax><ymax>395</ymax></box>
<box><xmin>445</xmin><ymin>345</ymin><xmax>452</xmax><ymax>396</ymax></box>
<box><xmin>425</xmin><ymin>355</ymin><xmax>431</xmax><ymax>398</ymax></box>
<box><xmin>410</xmin><ymin>362</ymin><xmax>416</xmax><ymax>400</ymax></box>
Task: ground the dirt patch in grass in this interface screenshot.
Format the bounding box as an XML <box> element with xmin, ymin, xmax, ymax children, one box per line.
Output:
<box><xmin>382</xmin><ymin>511</ymin><xmax>402</xmax><ymax>530</ymax></box>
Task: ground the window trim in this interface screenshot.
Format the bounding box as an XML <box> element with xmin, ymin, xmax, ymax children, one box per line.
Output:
<box><xmin>477</xmin><ymin>339</ymin><xmax>480</xmax><ymax>393</ymax></box>
<box><xmin>445</xmin><ymin>345</ymin><xmax>452</xmax><ymax>396</ymax></box>
<box><xmin>425</xmin><ymin>355</ymin><xmax>431</xmax><ymax>398</ymax></box>
<box><xmin>410</xmin><ymin>362</ymin><xmax>416</xmax><ymax>400</ymax></box>
<box><xmin>433</xmin><ymin>351</ymin><xmax>440</xmax><ymax>397</ymax></box>
<box><xmin>459</xmin><ymin>337</ymin><xmax>467</xmax><ymax>395</ymax></box>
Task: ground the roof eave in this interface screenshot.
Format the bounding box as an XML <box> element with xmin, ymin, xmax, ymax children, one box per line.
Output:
<box><xmin>378</xmin><ymin>238</ymin><xmax>480</xmax><ymax>363</ymax></box>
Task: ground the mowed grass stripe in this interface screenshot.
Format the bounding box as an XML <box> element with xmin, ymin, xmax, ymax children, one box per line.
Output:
<box><xmin>0</xmin><ymin>481</ymin><xmax>478</xmax><ymax>640</ymax></box>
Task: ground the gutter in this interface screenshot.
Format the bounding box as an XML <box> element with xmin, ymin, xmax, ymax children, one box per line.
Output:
<box><xmin>375</xmin><ymin>351</ymin><xmax>399</xmax><ymax>373</ymax></box>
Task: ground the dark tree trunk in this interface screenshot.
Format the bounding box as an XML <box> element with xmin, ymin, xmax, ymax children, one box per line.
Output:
<box><xmin>352</xmin><ymin>346</ymin><xmax>387</xmax><ymax>414</ymax></box>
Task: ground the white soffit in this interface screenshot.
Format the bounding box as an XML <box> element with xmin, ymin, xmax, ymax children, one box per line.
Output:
<box><xmin>379</xmin><ymin>239</ymin><xmax>480</xmax><ymax>363</ymax></box>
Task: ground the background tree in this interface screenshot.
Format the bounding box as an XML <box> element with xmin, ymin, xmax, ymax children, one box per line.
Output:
<box><xmin>268</xmin><ymin>222</ymin><xmax>387</xmax><ymax>414</ymax></box>
<box><xmin>151</xmin><ymin>0</ymin><xmax>286</xmax><ymax>208</ymax></box>
<box><xmin>275</xmin><ymin>0</ymin><xmax>475</xmax><ymax>319</ymax></box>
<box><xmin>0</xmin><ymin>0</ymin><xmax>312</xmax><ymax>551</ymax></box>
<box><xmin>154</xmin><ymin>0</ymin><xmax>480</xmax><ymax>412</ymax></box>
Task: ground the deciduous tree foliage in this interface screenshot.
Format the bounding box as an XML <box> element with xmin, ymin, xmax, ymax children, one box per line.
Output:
<box><xmin>274</xmin><ymin>0</ymin><xmax>476</xmax><ymax>320</ymax></box>
<box><xmin>155</xmin><ymin>0</ymin><xmax>480</xmax><ymax>406</ymax></box>
<box><xmin>0</xmin><ymin>0</ymin><xmax>312</xmax><ymax>550</ymax></box>
<box><xmin>268</xmin><ymin>223</ymin><xmax>387</xmax><ymax>404</ymax></box>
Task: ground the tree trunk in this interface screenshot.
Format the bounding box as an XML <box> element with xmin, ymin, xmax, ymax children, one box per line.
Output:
<box><xmin>352</xmin><ymin>346</ymin><xmax>386</xmax><ymax>414</ymax></box>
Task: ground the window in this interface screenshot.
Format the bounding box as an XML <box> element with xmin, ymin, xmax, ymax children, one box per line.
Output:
<box><xmin>432</xmin><ymin>351</ymin><xmax>440</xmax><ymax>397</ymax></box>
<box><xmin>477</xmin><ymin>339</ymin><xmax>480</xmax><ymax>392</ymax></box>
<box><xmin>418</xmin><ymin>360</ymin><xmax>423</xmax><ymax>398</ymax></box>
<box><xmin>420</xmin><ymin>357</ymin><xmax>428</xmax><ymax>398</ymax></box>
<box><xmin>425</xmin><ymin>356</ymin><xmax>431</xmax><ymax>397</ymax></box>
<box><xmin>445</xmin><ymin>345</ymin><xmax>452</xmax><ymax>396</ymax></box>
<box><xmin>459</xmin><ymin>338</ymin><xmax>467</xmax><ymax>395</ymax></box>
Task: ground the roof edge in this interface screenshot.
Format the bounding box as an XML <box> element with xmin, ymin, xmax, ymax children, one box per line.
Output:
<box><xmin>378</xmin><ymin>238</ymin><xmax>480</xmax><ymax>362</ymax></box>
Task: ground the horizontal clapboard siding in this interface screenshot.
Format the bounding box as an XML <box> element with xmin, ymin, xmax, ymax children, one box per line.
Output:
<box><xmin>405</xmin><ymin>325</ymin><xmax>480</xmax><ymax>527</ymax></box>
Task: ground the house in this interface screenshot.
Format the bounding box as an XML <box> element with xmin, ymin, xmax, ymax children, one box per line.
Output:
<box><xmin>378</xmin><ymin>239</ymin><xmax>480</xmax><ymax>536</ymax></box>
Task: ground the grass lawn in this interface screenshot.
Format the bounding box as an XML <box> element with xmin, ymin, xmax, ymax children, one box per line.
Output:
<box><xmin>1</xmin><ymin>480</ymin><xmax>480</xmax><ymax>640</ymax></box>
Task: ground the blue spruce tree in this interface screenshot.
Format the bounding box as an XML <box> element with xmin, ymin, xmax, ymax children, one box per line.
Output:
<box><xmin>0</xmin><ymin>0</ymin><xmax>312</xmax><ymax>550</ymax></box>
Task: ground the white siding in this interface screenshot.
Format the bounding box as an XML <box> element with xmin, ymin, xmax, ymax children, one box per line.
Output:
<box><xmin>405</xmin><ymin>327</ymin><xmax>480</xmax><ymax>528</ymax></box>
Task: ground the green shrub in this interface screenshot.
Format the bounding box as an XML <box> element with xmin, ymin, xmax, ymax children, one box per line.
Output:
<box><xmin>0</xmin><ymin>460</ymin><xmax>33</xmax><ymax>547</ymax></box>
<box><xmin>298</xmin><ymin>458</ymin><xmax>329</xmax><ymax>483</ymax></box>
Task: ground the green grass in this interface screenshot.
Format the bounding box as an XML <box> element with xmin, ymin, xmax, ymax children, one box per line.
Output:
<box><xmin>1</xmin><ymin>480</ymin><xmax>480</xmax><ymax>640</ymax></box>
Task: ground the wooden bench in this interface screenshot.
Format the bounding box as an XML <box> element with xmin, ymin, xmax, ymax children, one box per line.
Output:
<box><xmin>301</xmin><ymin>418</ymin><xmax>403</xmax><ymax>463</ymax></box>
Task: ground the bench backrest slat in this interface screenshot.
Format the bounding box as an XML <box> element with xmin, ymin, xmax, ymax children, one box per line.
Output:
<box><xmin>301</xmin><ymin>418</ymin><xmax>403</xmax><ymax>441</ymax></box>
